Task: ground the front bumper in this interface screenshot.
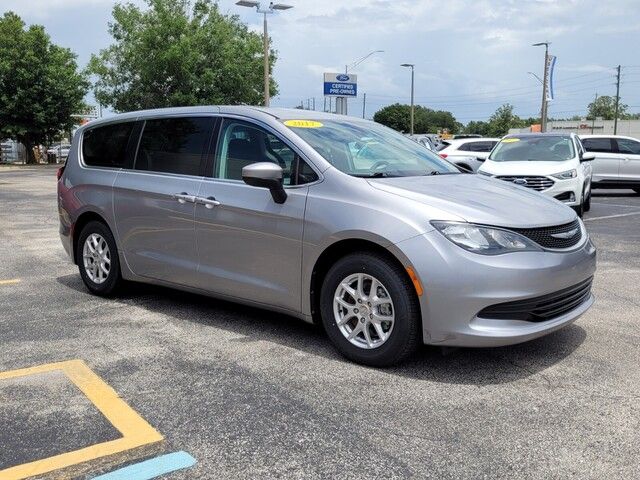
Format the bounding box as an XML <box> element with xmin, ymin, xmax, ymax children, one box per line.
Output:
<box><xmin>394</xmin><ymin>229</ymin><xmax>597</xmax><ymax>347</ymax></box>
<box><xmin>489</xmin><ymin>175</ymin><xmax>583</xmax><ymax>206</ymax></box>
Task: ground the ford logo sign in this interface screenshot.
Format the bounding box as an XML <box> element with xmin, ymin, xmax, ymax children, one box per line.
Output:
<box><xmin>513</xmin><ymin>178</ymin><xmax>528</xmax><ymax>186</ymax></box>
<box><xmin>336</xmin><ymin>74</ymin><xmax>350</xmax><ymax>82</ymax></box>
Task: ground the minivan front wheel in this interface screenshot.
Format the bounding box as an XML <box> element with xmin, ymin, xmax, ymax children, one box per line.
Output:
<box><xmin>76</xmin><ymin>221</ymin><xmax>121</xmax><ymax>296</ymax></box>
<box><xmin>320</xmin><ymin>252</ymin><xmax>421</xmax><ymax>367</ymax></box>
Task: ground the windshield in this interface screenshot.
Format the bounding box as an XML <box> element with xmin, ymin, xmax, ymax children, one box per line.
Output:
<box><xmin>282</xmin><ymin>119</ymin><xmax>460</xmax><ymax>177</ymax></box>
<box><xmin>490</xmin><ymin>136</ymin><xmax>576</xmax><ymax>162</ymax></box>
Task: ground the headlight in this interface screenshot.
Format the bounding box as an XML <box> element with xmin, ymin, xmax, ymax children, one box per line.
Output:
<box><xmin>478</xmin><ymin>170</ymin><xmax>493</xmax><ymax>177</ymax></box>
<box><xmin>552</xmin><ymin>169</ymin><xmax>577</xmax><ymax>179</ymax></box>
<box><xmin>431</xmin><ymin>221</ymin><xmax>542</xmax><ymax>255</ymax></box>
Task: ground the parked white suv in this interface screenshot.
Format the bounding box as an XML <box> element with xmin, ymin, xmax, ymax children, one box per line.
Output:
<box><xmin>579</xmin><ymin>135</ymin><xmax>640</xmax><ymax>193</ymax></box>
<box><xmin>438</xmin><ymin>138</ymin><xmax>500</xmax><ymax>172</ymax></box>
<box><xmin>478</xmin><ymin>133</ymin><xmax>594</xmax><ymax>216</ymax></box>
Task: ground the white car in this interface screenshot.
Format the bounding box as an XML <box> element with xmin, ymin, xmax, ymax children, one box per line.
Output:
<box><xmin>438</xmin><ymin>138</ymin><xmax>500</xmax><ymax>172</ymax></box>
<box><xmin>405</xmin><ymin>134</ymin><xmax>436</xmax><ymax>151</ymax></box>
<box><xmin>478</xmin><ymin>133</ymin><xmax>595</xmax><ymax>216</ymax></box>
<box><xmin>579</xmin><ymin>135</ymin><xmax>640</xmax><ymax>193</ymax></box>
<box><xmin>47</xmin><ymin>143</ymin><xmax>71</xmax><ymax>162</ymax></box>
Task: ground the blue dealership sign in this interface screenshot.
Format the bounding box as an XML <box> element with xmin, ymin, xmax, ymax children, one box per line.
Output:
<box><xmin>324</xmin><ymin>72</ymin><xmax>358</xmax><ymax>97</ymax></box>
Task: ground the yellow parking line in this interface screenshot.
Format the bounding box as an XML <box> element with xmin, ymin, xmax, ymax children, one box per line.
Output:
<box><xmin>0</xmin><ymin>359</ymin><xmax>163</xmax><ymax>480</ymax></box>
<box><xmin>0</xmin><ymin>279</ymin><xmax>21</xmax><ymax>285</ymax></box>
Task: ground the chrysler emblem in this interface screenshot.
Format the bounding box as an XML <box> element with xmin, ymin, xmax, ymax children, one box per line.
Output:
<box><xmin>551</xmin><ymin>228</ymin><xmax>578</xmax><ymax>239</ymax></box>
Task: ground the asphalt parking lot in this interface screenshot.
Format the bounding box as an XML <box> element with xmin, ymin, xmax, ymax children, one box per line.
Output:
<box><xmin>1</xmin><ymin>165</ymin><xmax>639</xmax><ymax>479</ymax></box>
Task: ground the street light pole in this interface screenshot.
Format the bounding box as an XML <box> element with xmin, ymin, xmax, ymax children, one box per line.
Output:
<box><xmin>236</xmin><ymin>1</ymin><xmax>293</xmax><ymax>107</ymax></box>
<box><xmin>533</xmin><ymin>42</ymin><xmax>550</xmax><ymax>132</ymax></box>
<box><xmin>263</xmin><ymin>11</ymin><xmax>269</xmax><ymax>107</ymax></box>
<box><xmin>401</xmin><ymin>64</ymin><xmax>415</xmax><ymax>135</ymax></box>
<box><xmin>340</xmin><ymin>50</ymin><xmax>384</xmax><ymax>116</ymax></box>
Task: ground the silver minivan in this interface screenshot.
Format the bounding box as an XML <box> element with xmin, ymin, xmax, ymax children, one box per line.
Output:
<box><xmin>58</xmin><ymin>106</ymin><xmax>596</xmax><ymax>366</ymax></box>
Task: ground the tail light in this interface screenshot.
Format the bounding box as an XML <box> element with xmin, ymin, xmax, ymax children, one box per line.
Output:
<box><xmin>57</xmin><ymin>164</ymin><xmax>65</xmax><ymax>180</ymax></box>
<box><xmin>439</xmin><ymin>153</ymin><xmax>448</xmax><ymax>159</ymax></box>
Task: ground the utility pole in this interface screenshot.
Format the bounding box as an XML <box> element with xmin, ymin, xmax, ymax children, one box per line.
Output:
<box><xmin>533</xmin><ymin>42</ymin><xmax>550</xmax><ymax>132</ymax></box>
<box><xmin>614</xmin><ymin>65</ymin><xmax>621</xmax><ymax>135</ymax></box>
<box><xmin>591</xmin><ymin>93</ymin><xmax>598</xmax><ymax>134</ymax></box>
<box><xmin>362</xmin><ymin>93</ymin><xmax>367</xmax><ymax>119</ymax></box>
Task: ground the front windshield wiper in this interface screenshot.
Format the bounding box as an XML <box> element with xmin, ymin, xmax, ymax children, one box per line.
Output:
<box><xmin>352</xmin><ymin>172</ymin><xmax>397</xmax><ymax>178</ymax></box>
<box><xmin>422</xmin><ymin>171</ymin><xmax>460</xmax><ymax>176</ymax></box>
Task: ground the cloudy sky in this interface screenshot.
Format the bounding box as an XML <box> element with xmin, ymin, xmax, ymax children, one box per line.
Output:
<box><xmin>6</xmin><ymin>0</ymin><xmax>640</xmax><ymax>122</ymax></box>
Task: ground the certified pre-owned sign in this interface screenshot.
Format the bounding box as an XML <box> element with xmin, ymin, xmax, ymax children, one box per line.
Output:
<box><xmin>324</xmin><ymin>72</ymin><xmax>358</xmax><ymax>97</ymax></box>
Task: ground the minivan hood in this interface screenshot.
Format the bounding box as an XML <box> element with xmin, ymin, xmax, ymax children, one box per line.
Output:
<box><xmin>368</xmin><ymin>174</ymin><xmax>576</xmax><ymax>228</ymax></box>
<box><xmin>480</xmin><ymin>159</ymin><xmax>575</xmax><ymax>176</ymax></box>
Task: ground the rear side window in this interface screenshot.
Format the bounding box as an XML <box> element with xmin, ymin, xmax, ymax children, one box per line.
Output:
<box><xmin>582</xmin><ymin>137</ymin><xmax>614</xmax><ymax>153</ymax></box>
<box><xmin>460</xmin><ymin>141</ymin><xmax>496</xmax><ymax>152</ymax></box>
<box><xmin>135</xmin><ymin>117</ymin><xmax>213</xmax><ymax>176</ymax></box>
<box><xmin>616</xmin><ymin>138</ymin><xmax>640</xmax><ymax>155</ymax></box>
<box><xmin>82</xmin><ymin>122</ymin><xmax>134</xmax><ymax>168</ymax></box>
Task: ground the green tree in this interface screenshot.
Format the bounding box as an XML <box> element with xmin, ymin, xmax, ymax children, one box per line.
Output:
<box><xmin>486</xmin><ymin>103</ymin><xmax>523</xmax><ymax>136</ymax></box>
<box><xmin>0</xmin><ymin>12</ymin><xmax>88</xmax><ymax>163</ymax></box>
<box><xmin>373</xmin><ymin>104</ymin><xmax>459</xmax><ymax>134</ymax></box>
<box><xmin>373</xmin><ymin>103</ymin><xmax>412</xmax><ymax>132</ymax></box>
<box><xmin>587</xmin><ymin>95</ymin><xmax>628</xmax><ymax>120</ymax></box>
<box><xmin>464</xmin><ymin>120</ymin><xmax>491</xmax><ymax>136</ymax></box>
<box><xmin>88</xmin><ymin>0</ymin><xmax>275</xmax><ymax>112</ymax></box>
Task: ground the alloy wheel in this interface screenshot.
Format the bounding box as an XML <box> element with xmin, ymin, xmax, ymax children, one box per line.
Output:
<box><xmin>82</xmin><ymin>233</ymin><xmax>111</xmax><ymax>284</ymax></box>
<box><xmin>333</xmin><ymin>273</ymin><xmax>395</xmax><ymax>349</ymax></box>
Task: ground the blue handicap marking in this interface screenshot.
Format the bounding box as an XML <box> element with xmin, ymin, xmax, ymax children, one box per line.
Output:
<box><xmin>91</xmin><ymin>451</ymin><xmax>196</xmax><ymax>480</ymax></box>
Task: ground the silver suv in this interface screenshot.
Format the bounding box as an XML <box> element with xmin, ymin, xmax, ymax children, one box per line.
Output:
<box><xmin>58</xmin><ymin>107</ymin><xmax>596</xmax><ymax>366</ymax></box>
<box><xmin>580</xmin><ymin>134</ymin><xmax>640</xmax><ymax>193</ymax></box>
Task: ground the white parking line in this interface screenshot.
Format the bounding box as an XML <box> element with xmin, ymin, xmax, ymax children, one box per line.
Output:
<box><xmin>592</xmin><ymin>202</ymin><xmax>640</xmax><ymax>208</ymax></box>
<box><xmin>584</xmin><ymin>211</ymin><xmax>640</xmax><ymax>222</ymax></box>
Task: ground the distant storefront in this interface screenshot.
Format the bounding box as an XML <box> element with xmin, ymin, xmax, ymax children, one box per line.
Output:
<box><xmin>510</xmin><ymin>119</ymin><xmax>640</xmax><ymax>139</ymax></box>
<box><xmin>0</xmin><ymin>140</ymin><xmax>26</xmax><ymax>163</ymax></box>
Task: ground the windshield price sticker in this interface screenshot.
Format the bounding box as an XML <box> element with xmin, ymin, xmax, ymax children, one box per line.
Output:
<box><xmin>284</xmin><ymin>120</ymin><xmax>323</xmax><ymax>128</ymax></box>
<box><xmin>502</xmin><ymin>138</ymin><xmax>520</xmax><ymax>143</ymax></box>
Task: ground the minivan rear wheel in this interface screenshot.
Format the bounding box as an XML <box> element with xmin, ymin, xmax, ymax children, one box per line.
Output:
<box><xmin>76</xmin><ymin>221</ymin><xmax>121</xmax><ymax>296</ymax></box>
<box><xmin>320</xmin><ymin>252</ymin><xmax>421</xmax><ymax>367</ymax></box>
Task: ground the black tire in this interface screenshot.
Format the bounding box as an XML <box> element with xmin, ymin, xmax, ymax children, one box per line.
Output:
<box><xmin>75</xmin><ymin>220</ymin><xmax>121</xmax><ymax>296</ymax></box>
<box><xmin>320</xmin><ymin>252</ymin><xmax>421</xmax><ymax>367</ymax></box>
<box><xmin>584</xmin><ymin>186</ymin><xmax>591</xmax><ymax>212</ymax></box>
<box><xmin>573</xmin><ymin>190</ymin><xmax>585</xmax><ymax>218</ymax></box>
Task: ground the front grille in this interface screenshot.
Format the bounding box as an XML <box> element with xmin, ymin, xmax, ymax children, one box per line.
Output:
<box><xmin>478</xmin><ymin>277</ymin><xmax>593</xmax><ymax>322</ymax></box>
<box><xmin>497</xmin><ymin>175</ymin><xmax>555</xmax><ymax>191</ymax></box>
<box><xmin>511</xmin><ymin>219</ymin><xmax>582</xmax><ymax>249</ymax></box>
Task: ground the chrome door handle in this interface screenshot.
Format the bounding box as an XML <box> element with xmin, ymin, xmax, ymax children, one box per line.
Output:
<box><xmin>197</xmin><ymin>196</ymin><xmax>221</xmax><ymax>209</ymax></box>
<box><xmin>172</xmin><ymin>192</ymin><xmax>196</xmax><ymax>204</ymax></box>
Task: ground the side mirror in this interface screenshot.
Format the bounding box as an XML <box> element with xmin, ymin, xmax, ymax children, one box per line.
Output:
<box><xmin>242</xmin><ymin>162</ymin><xmax>287</xmax><ymax>204</ymax></box>
<box><xmin>581</xmin><ymin>152</ymin><xmax>596</xmax><ymax>162</ymax></box>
